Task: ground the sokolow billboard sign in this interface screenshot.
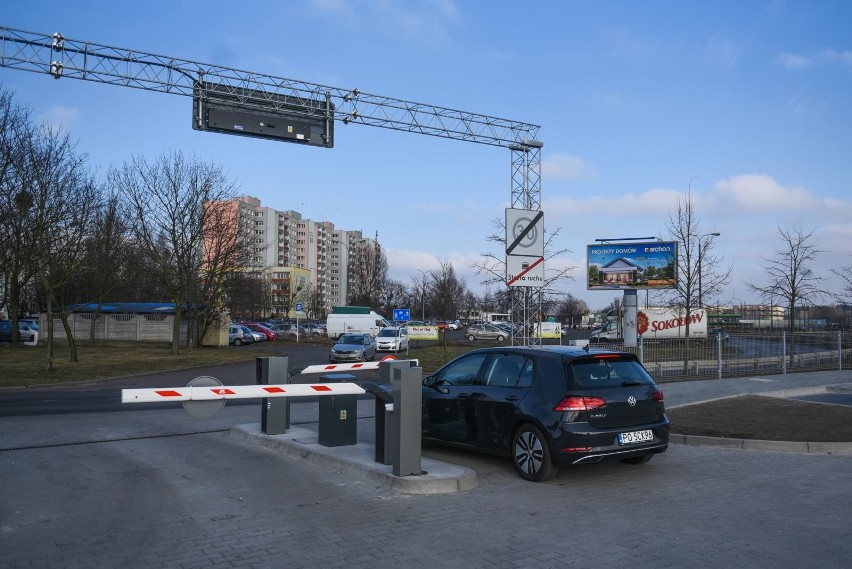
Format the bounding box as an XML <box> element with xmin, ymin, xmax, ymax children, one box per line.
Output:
<box><xmin>587</xmin><ymin>241</ymin><xmax>677</xmax><ymax>290</ymax></box>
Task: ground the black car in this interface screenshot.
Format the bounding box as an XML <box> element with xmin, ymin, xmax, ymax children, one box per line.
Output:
<box><xmin>420</xmin><ymin>345</ymin><xmax>669</xmax><ymax>481</ymax></box>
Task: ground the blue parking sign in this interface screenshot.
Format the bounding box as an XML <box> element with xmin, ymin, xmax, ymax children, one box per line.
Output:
<box><xmin>295</xmin><ymin>303</ymin><xmax>303</xmax><ymax>312</ymax></box>
<box><xmin>393</xmin><ymin>308</ymin><xmax>410</xmax><ymax>322</ymax></box>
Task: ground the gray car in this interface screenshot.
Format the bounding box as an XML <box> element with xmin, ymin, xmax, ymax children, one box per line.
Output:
<box><xmin>466</xmin><ymin>323</ymin><xmax>507</xmax><ymax>342</ymax></box>
<box><xmin>229</xmin><ymin>325</ymin><xmax>254</xmax><ymax>346</ymax></box>
<box><xmin>329</xmin><ymin>333</ymin><xmax>377</xmax><ymax>362</ymax></box>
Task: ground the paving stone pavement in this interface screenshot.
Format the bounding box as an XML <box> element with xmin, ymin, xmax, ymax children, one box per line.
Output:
<box><xmin>1</xmin><ymin>370</ymin><xmax>851</xmax><ymax>568</ymax></box>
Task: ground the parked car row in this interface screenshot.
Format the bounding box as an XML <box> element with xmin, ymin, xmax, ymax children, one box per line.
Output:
<box><xmin>0</xmin><ymin>320</ymin><xmax>39</xmax><ymax>345</ymax></box>
<box><xmin>227</xmin><ymin>320</ymin><xmax>329</xmax><ymax>345</ymax></box>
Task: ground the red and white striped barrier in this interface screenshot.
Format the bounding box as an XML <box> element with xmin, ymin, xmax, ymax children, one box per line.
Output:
<box><xmin>122</xmin><ymin>382</ymin><xmax>365</xmax><ymax>404</ymax></box>
<box><xmin>299</xmin><ymin>357</ymin><xmax>418</xmax><ymax>375</ymax></box>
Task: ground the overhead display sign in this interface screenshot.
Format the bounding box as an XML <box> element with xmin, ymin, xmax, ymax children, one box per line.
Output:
<box><xmin>587</xmin><ymin>241</ymin><xmax>677</xmax><ymax>290</ymax></box>
<box><xmin>192</xmin><ymin>81</ymin><xmax>334</xmax><ymax>148</ymax></box>
<box><xmin>505</xmin><ymin>208</ymin><xmax>545</xmax><ymax>288</ymax></box>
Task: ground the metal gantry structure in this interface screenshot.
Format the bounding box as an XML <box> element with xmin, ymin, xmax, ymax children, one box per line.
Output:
<box><xmin>0</xmin><ymin>25</ymin><xmax>544</xmax><ymax>343</ymax></box>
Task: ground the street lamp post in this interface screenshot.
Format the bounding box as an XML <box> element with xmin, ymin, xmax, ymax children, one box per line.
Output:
<box><xmin>417</xmin><ymin>269</ymin><xmax>428</xmax><ymax>320</ymax></box>
<box><xmin>698</xmin><ymin>232</ymin><xmax>721</xmax><ymax>308</ymax></box>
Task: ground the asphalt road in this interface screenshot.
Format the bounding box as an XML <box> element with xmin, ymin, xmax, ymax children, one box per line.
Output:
<box><xmin>0</xmin><ymin>344</ymin><xmax>383</xmax><ymax>417</ymax></box>
<box><xmin>2</xmin><ymin>370</ymin><xmax>852</xmax><ymax>568</ymax></box>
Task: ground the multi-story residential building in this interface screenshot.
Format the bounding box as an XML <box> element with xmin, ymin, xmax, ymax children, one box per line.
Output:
<box><xmin>209</xmin><ymin>195</ymin><xmax>379</xmax><ymax>317</ymax></box>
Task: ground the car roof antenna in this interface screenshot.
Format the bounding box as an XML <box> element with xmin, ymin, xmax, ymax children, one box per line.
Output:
<box><xmin>583</xmin><ymin>343</ymin><xmax>590</xmax><ymax>353</ymax></box>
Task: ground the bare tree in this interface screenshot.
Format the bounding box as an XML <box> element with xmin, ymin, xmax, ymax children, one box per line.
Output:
<box><xmin>428</xmin><ymin>260</ymin><xmax>467</xmax><ymax>320</ymax></box>
<box><xmin>0</xmin><ymin>86</ymin><xmax>38</xmax><ymax>340</ymax></box>
<box><xmin>747</xmin><ymin>224</ymin><xmax>825</xmax><ymax>334</ymax></box>
<box><xmin>24</xmin><ymin>123</ymin><xmax>97</xmax><ymax>368</ymax></box>
<box><xmin>472</xmin><ymin>217</ymin><xmax>575</xmax><ymax>290</ymax></box>
<box><xmin>472</xmin><ymin>217</ymin><xmax>576</xmax><ymax>336</ymax></box>
<box><xmin>379</xmin><ymin>278</ymin><xmax>408</xmax><ymax>318</ymax></box>
<box><xmin>410</xmin><ymin>271</ymin><xmax>430</xmax><ymax>321</ymax></box>
<box><xmin>832</xmin><ymin>258</ymin><xmax>852</xmax><ymax>303</ymax></box>
<box><xmin>663</xmin><ymin>190</ymin><xmax>730</xmax><ymax>336</ymax></box>
<box><xmin>112</xmin><ymin>151</ymin><xmax>239</xmax><ymax>354</ymax></box>
<box><xmin>349</xmin><ymin>238</ymin><xmax>387</xmax><ymax>311</ymax></box>
<box><xmin>72</xmin><ymin>190</ymin><xmax>133</xmax><ymax>342</ymax></box>
<box><xmin>556</xmin><ymin>294</ymin><xmax>590</xmax><ymax>328</ymax></box>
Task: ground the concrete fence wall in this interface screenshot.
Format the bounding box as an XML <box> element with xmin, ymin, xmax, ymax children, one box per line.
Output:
<box><xmin>44</xmin><ymin>313</ymin><xmax>187</xmax><ymax>343</ymax></box>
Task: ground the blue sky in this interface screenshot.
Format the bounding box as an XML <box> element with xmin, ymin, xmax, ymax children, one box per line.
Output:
<box><xmin>3</xmin><ymin>1</ymin><xmax>851</xmax><ymax>310</ymax></box>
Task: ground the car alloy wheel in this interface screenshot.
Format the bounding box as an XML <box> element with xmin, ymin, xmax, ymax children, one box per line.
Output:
<box><xmin>234</xmin><ymin>338</ymin><xmax>242</xmax><ymax>346</ymax></box>
<box><xmin>512</xmin><ymin>424</ymin><xmax>558</xmax><ymax>482</ymax></box>
<box><xmin>467</xmin><ymin>334</ymin><xmax>476</xmax><ymax>341</ymax></box>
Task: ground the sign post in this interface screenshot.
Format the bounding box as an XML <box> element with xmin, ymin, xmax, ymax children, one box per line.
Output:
<box><xmin>295</xmin><ymin>303</ymin><xmax>303</xmax><ymax>343</ymax></box>
<box><xmin>505</xmin><ymin>208</ymin><xmax>545</xmax><ymax>287</ymax></box>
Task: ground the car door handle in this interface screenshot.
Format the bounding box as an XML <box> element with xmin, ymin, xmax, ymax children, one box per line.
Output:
<box><xmin>456</xmin><ymin>393</ymin><xmax>470</xmax><ymax>399</ymax></box>
<box><xmin>504</xmin><ymin>395</ymin><xmax>519</xmax><ymax>402</ymax></box>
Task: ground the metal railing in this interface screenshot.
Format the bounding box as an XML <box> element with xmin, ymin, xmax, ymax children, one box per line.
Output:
<box><xmin>595</xmin><ymin>331</ymin><xmax>850</xmax><ymax>383</ymax></box>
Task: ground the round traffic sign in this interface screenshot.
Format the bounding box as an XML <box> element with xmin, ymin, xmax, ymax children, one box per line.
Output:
<box><xmin>183</xmin><ymin>376</ymin><xmax>226</xmax><ymax>419</ymax></box>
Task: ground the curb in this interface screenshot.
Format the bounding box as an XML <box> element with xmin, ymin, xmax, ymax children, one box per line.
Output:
<box><xmin>669</xmin><ymin>433</ymin><xmax>852</xmax><ymax>455</ymax></box>
<box><xmin>230</xmin><ymin>423</ymin><xmax>478</xmax><ymax>494</ymax></box>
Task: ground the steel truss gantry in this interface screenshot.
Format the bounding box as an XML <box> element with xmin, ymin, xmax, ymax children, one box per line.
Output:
<box><xmin>0</xmin><ymin>25</ymin><xmax>544</xmax><ymax>343</ymax></box>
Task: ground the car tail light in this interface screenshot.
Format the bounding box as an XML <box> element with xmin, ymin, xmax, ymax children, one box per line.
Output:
<box><xmin>560</xmin><ymin>447</ymin><xmax>593</xmax><ymax>453</ymax></box>
<box><xmin>555</xmin><ymin>396</ymin><xmax>607</xmax><ymax>412</ymax></box>
<box><xmin>652</xmin><ymin>390</ymin><xmax>664</xmax><ymax>402</ymax></box>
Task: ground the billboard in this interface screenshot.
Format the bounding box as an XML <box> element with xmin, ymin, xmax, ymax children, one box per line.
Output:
<box><xmin>587</xmin><ymin>241</ymin><xmax>677</xmax><ymax>290</ymax></box>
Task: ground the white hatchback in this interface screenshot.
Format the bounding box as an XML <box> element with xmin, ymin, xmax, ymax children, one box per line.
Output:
<box><xmin>376</xmin><ymin>326</ymin><xmax>409</xmax><ymax>352</ymax></box>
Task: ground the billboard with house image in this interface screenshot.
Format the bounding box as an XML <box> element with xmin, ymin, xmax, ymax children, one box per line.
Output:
<box><xmin>586</xmin><ymin>241</ymin><xmax>677</xmax><ymax>290</ymax></box>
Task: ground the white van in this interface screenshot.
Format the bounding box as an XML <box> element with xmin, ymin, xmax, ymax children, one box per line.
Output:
<box><xmin>326</xmin><ymin>306</ymin><xmax>391</xmax><ymax>339</ymax></box>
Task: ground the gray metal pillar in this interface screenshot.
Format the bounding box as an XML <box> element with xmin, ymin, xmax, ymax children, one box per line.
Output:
<box><xmin>623</xmin><ymin>290</ymin><xmax>638</xmax><ymax>347</ymax></box>
<box><xmin>257</xmin><ymin>356</ymin><xmax>290</xmax><ymax>434</ymax></box>
<box><xmin>390</xmin><ymin>363</ymin><xmax>423</xmax><ymax>477</ymax></box>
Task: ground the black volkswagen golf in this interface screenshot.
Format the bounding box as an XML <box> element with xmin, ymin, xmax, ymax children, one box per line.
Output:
<box><xmin>421</xmin><ymin>345</ymin><xmax>669</xmax><ymax>481</ymax></box>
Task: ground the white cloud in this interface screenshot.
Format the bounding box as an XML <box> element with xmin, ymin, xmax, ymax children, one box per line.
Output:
<box><xmin>776</xmin><ymin>53</ymin><xmax>811</xmax><ymax>69</ymax></box>
<box><xmin>542</xmin><ymin>153</ymin><xmax>593</xmax><ymax>181</ymax></box>
<box><xmin>305</xmin><ymin>0</ymin><xmax>460</xmax><ymax>41</ymax></box>
<box><xmin>776</xmin><ymin>49</ymin><xmax>852</xmax><ymax>70</ymax></box>
<box><xmin>703</xmin><ymin>35</ymin><xmax>743</xmax><ymax>70</ymax></box>
<box><xmin>712</xmin><ymin>174</ymin><xmax>819</xmax><ymax>214</ymax></box>
<box><xmin>43</xmin><ymin>105</ymin><xmax>81</xmax><ymax>131</ymax></box>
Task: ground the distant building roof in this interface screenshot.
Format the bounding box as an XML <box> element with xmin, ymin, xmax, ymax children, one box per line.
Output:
<box><xmin>66</xmin><ymin>302</ymin><xmax>177</xmax><ymax>314</ymax></box>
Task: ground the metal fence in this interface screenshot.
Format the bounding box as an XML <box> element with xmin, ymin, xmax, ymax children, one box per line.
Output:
<box><xmin>595</xmin><ymin>331</ymin><xmax>850</xmax><ymax>383</ymax></box>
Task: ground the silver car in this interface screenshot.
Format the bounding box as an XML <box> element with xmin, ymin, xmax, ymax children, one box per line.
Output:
<box><xmin>329</xmin><ymin>333</ymin><xmax>377</xmax><ymax>362</ymax></box>
<box><xmin>229</xmin><ymin>325</ymin><xmax>254</xmax><ymax>346</ymax></box>
<box><xmin>466</xmin><ymin>323</ymin><xmax>507</xmax><ymax>342</ymax></box>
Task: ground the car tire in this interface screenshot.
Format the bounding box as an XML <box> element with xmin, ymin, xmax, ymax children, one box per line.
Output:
<box><xmin>620</xmin><ymin>454</ymin><xmax>653</xmax><ymax>465</ymax></box>
<box><xmin>234</xmin><ymin>338</ymin><xmax>242</xmax><ymax>346</ymax></box>
<box><xmin>512</xmin><ymin>424</ymin><xmax>558</xmax><ymax>482</ymax></box>
<box><xmin>497</xmin><ymin>335</ymin><xmax>505</xmax><ymax>341</ymax></box>
<box><xmin>467</xmin><ymin>334</ymin><xmax>476</xmax><ymax>341</ymax></box>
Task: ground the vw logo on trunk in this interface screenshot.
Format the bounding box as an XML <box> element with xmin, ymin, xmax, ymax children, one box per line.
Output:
<box><xmin>627</xmin><ymin>396</ymin><xmax>637</xmax><ymax>406</ymax></box>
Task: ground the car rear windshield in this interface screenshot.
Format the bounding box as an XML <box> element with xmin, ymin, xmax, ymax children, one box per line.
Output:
<box><xmin>566</xmin><ymin>356</ymin><xmax>655</xmax><ymax>388</ymax></box>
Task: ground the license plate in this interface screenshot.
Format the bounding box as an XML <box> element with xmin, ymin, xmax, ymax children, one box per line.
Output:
<box><xmin>619</xmin><ymin>429</ymin><xmax>654</xmax><ymax>445</ymax></box>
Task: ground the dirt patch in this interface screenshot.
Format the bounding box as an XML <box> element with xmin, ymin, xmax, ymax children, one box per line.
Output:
<box><xmin>667</xmin><ymin>395</ymin><xmax>852</xmax><ymax>442</ymax></box>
